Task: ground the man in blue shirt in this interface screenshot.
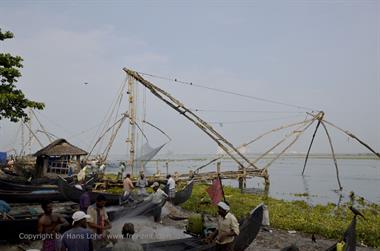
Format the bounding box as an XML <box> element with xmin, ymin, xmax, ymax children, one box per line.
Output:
<box><xmin>61</xmin><ymin>211</ymin><xmax>94</xmax><ymax>251</ymax></box>
<box><xmin>79</xmin><ymin>186</ymin><xmax>91</xmax><ymax>213</ymax></box>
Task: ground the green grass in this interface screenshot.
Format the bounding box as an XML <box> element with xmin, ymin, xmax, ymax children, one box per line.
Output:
<box><xmin>181</xmin><ymin>184</ymin><xmax>380</xmax><ymax>248</ymax></box>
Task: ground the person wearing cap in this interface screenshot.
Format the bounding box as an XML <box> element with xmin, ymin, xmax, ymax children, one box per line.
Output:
<box><xmin>61</xmin><ymin>211</ymin><xmax>93</xmax><ymax>251</ymax></box>
<box><xmin>136</xmin><ymin>171</ymin><xmax>148</xmax><ymax>196</ymax></box>
<box><xmin>37</xmin><ymin>201</ymin><xmax>69</xmax><ymax>251</ymax></box>
<box><xmin>111</xmin><ymin>223</ymin><xmax>143</xmax><ymax>251</ymax></box>
<box><xmin>144</xmin><ymin>182</ymin><xmax>168</xmax><ymax>222</ymax></box>
<box><xmin>207</xmin><ymin>201</ymin><xmax>240</xmax><ymax>251</ymax></box>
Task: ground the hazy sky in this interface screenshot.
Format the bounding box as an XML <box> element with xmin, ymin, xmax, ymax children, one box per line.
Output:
<box><xmin>0</xmin><ymin>1</ymin><xmax>379</xmax><ymax>156</ymax></box>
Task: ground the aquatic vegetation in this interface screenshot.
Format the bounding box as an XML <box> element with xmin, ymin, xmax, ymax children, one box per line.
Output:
<box><xmin>181</xmin><ymin>184</ymin><xmax>380</xmax><ymax>248</ymax></box>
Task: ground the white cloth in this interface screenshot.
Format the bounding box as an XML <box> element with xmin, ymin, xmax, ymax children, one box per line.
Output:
<box><xmin>75</xmin><ymin>184</ymin><xmax>83</xmax><ymax>190</ymax></box>
<box><xmin>167</xmin><ymin>177</ymin><xmax>176</xmax><ymax>190</ymax></box>
<box><xmin>216</xmin><ymin>212</ymin><xmax>240</xmax><ymax>244</ymax></box>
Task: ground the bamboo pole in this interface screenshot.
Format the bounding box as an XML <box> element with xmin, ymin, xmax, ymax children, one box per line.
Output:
<box><xmin>87</xmin><ymin>115</ymin><xmax>127</xmax><ymax>159</ymax></box>
<box><xmin>262</xmin><ymin>118</ymin><xmax>317</xmax><ymax>171</ymax></box>
<box><xmin>102</xmin><ymin>113</ymin><xmax>129</xmax><ymax>161</ymax></box>
<box><xmin>23</xmin><ymin>122</ymin><xmax>44</xmax><ymax>148</ymax></box>
<box><xmin>320</xmin><ymin>121</ymin><xmax>343</xmax><ymax>190</ymax></box>
<box><xmin>322</xmin><ymin>119</ymin><xmax>380</xmax><ymax>159</ymax></box>
<box><xmin>251</xmin><ymin>118</ymin><xmax>313</xmax><ymax>164</ymax></box>
<box><xmin>124</xmin><ymin>68</ymin><xmax>258</xmax><ymax>170</ymax></box>
<box><xmin>193</xmin><ymin>118</ymin><xmax>313</xmax><ymax>173</ymax></box>
<box><xmin>302</xmin><ymin>111</ymin><xmax>324</xmax><ymax>175</ymax></box>
<box><xmin>31</xmin><ymin>110</ymin><xmax>53</xmax><ymax>143</ymax></box>
<box><xmin>243</xmin><ymin>119</ymin><xmax>313</xmax><ymax>147</ymax></box>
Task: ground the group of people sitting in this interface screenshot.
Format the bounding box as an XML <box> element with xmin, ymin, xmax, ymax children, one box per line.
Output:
<box><xmin>37</xmin><ymin>197</ymin><xmax>143</xmax><ymax>251</ymax></box>
<box><xmin>37</xmin><ymin>198</ymin><xmax>240</xmax><ymax>251</ymax></box>
<box><xmin>36</xmin><ymin>172</ymin><xmax>240</xmax><ymax>251</ymax></box>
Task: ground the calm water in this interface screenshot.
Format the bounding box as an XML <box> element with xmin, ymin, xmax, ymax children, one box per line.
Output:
<box><xmin>108</xmin><ymin>154</ymin><xmax>380</xmax><ymax>205</ymax></box>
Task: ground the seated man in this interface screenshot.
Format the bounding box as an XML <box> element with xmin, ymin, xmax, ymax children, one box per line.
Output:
<box><xmin>112</xmin><ymin>223</ymin><xmax>143</xmax><ymax>251</ymax></box>
<box><xmin>207</xmin><ymin>201</ymin><xmax>239</xmax><ymax>251</ymax></box>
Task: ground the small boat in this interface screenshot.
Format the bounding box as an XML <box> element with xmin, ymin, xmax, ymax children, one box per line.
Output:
<box><xmin>325</xmin><ymin>215</ymin><xmax>357</xmax><ymax>251</ymax></box>
<box><xmin>107</xmin><ymin>198</ymin><xmax>167</xmax><ymax>222</ymax></box>
<box><xmin>0</xmin><ymin>189</ymin><xmax>66</xmax><ymax>203</ymax></box>
<box><xmin>163</xmin><ymin>180</ymin><xmax>194</xmax><ymax>205</ymax></box>
<box><xmin>102</xmin><ymin>203</ymin><xmax>264</xmax><ymax>251</ymax></box>
<box><xmin>57</xmin><ymin>176</ymin><xmax>120</xmax><ymax>205</ymax></box>
<box><xmin>0</xmin><ymin>178</ymin><xmax>58</xmax><ymax>191</ymax></box>
<box><xmin>281</xmin><ymin>207</ymin><xmax>359</xmax><ymax>251</ymax></box>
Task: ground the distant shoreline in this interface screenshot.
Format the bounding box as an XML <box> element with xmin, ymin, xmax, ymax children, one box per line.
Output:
<box><xmin>107</xmin><ymin>153</ymin><xmax>380</xmax><ymax>162</ymax></box>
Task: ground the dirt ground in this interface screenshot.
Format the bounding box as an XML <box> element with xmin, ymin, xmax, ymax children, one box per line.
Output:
<box><xmin>0</xmin><ymin>203</ymin><xmax>378</xmax><ymax>251</ymax></box>
<box><xmin>248</xmin><ymin>227</ymin><xmax>378</xmax><ymax>251</ymax></box>
<box><xmin>163</xmin><ymin>203</ymin><xmax>379</xmax><ymax>251</ymax></box>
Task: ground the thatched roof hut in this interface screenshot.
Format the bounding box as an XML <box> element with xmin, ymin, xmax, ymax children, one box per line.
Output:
<box><xmin>34</xmin><ymin>139</ymin><xmax>87</xmax><ymax>178</ymax></box>
<box><xmin>34</xmin><ymin>138</ymin><xmax>87</xmax><ymax>157</ymax></box>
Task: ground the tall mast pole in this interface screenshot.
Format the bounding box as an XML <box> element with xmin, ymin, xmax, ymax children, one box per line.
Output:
<box><xmin>28</xmin><ymin>109</ymin><xmax>33</xmax><ymax>154</ymax></box>
<box><xmin>127</xmin><ymin>76</ymin><xmax>137</xmax><ymax>176</ymax></box>
<box><xmin>20</xmin><ymin>122</ymin><xmax>25</xmax><ymax>156</ymax></box>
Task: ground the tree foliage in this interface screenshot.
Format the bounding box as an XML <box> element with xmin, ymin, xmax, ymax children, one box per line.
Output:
<box><xmin>0</xmin><ymin>28</ymin><xmax>44</xmax><ymax>122</ymax></box>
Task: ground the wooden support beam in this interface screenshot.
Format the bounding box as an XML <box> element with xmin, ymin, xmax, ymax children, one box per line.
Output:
<box><xmin>320</xmin><ymin>121</ymin><xmax>343</xmax><ymax>190</ymax></box>
<box><xmin>302</xmin><ymin>111</ymin><xmax>324</xmax><ymax>175</ymax></box>
<box><xmin>123</xmin><ymin>68</ymin><xmax>259</xmax><ymax>170</ymax></box>
<box><xmin>322</xmin><ymin>119</ymin><xmax>380</xmax><ymax>159</ymax></box>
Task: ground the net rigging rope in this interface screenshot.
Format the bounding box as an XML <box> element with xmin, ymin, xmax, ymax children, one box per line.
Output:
<box><xmin>207</xmin><ymin>114</ymin><xmax>305</xmax><ymax>125</ymax></box>
<box><xmin>137</xmin><ymin>71</ymin><xmax>319</xmax><ymax>112</ymax></box>
<box><xmin>190</xmin><ymin>108</ymin><xmax>305</xmax><ymax>114</ymax></box>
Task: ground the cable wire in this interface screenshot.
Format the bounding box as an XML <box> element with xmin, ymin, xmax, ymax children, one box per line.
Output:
<box><xmin>137</xmin><ymin>71</ymin><xmax>319</xmax><ymax>111</ymax></box>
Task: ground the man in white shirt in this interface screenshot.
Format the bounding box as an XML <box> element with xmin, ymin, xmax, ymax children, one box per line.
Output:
<box><xmin>136</xmin><ymin>171</ymin><xmax>148</xmax><ymax>196</ymax></box>
<box><xmin>166</xmin><ymin>174</ymin><xmax>176</xmax><ymax>201</ymax></box>
<box><xmin>144</xmin><ymin>182</ymin><xmax>168</xmax><ymax>222</ymax></box>
<box><xmin>208</xmin><ymin>201</ymin><xmax>239</xmax><ymax>251</ymax></box>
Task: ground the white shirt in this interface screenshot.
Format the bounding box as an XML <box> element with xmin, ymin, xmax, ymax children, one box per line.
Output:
<box><xmin>216</xmin><ymin>212</ymin><xmax>240</xmax><ymax>244</ymax></box>
<box><xmin>167</xmin><ymin>177</ymin><xmax>176</xmax><ymax>190</ymax></box>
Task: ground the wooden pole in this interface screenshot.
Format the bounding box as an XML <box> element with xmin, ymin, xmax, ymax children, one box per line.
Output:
<box><xmin>23</xmin><ymin>122</ymin><xmax>44</xmax><ymax>148</ymax></box>
<box><xmin>302</xmin><ymin>112</ymin><xmax>324</xmax><ymax>175</ymax></box>
<box><xmin>193</xmin><ymin>118</ymin><xmax>313</xmax><ymax>174</ymax></box>
<box><xmin>320</xmin><ymin>121</ymin><xmax>343</xmax><ymax>190</ymax></box>
<box><xmin>31</xmin><ymin>109</ymin><xmax>53</xmax><ymax>143</ymax></box>
<box><xmin>127</xmin><ymin>76</ymin><xmax>137</xmax><ymax>175</ymax></box>
<box><xmin>123</xmin><ymin>68</ymin><xmax>259</xmax><ymax>170</ymax></box>
<box><xmin>322</xmin><ymin>119</ymin><xmax>380</xmax><ymax>159</ymax></box>
<box><xmin>262</xmin><ymin>117</ymin><xmax>317</xmax><ymax>171</ymax></box>
<box><xmin>216</xmin><ymin>162</ymin><xmax>227</xmax><ymax>203</ymax></box>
